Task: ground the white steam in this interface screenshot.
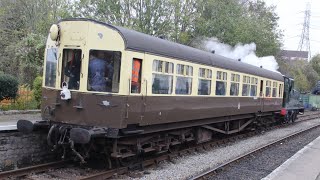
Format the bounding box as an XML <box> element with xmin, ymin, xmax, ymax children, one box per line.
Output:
<box><xmin>204</xmin><ymin>38</ymin><xmax>279</xmax><ymax>73</ymax></box>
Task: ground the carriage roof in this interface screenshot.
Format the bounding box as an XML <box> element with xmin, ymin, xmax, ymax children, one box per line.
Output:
<box><xmin>59</xmin><ymin>18</ymin><xmax>283</xmax><ymax>81</ymax></box>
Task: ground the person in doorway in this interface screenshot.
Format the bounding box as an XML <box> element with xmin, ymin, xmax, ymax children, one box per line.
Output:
<box><xmin>64</xmin><ymin>50</ymin><xmax>81</xmax><ymax>89</ymax></box>
<box><xmin>88</xmin><ymin>51</ymin><xmax>107</xmax><ymax>91</ymax></box>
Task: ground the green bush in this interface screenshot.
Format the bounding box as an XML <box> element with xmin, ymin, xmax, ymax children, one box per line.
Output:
<box><xmin>0</xmin><ymin>74</ymin><xmax>19</xmax><ymax>101</ymax></box>
<box><xmin>33</xmin><ymin>76</ymin><xmax>42</xmax><ymax>108</ymax></box>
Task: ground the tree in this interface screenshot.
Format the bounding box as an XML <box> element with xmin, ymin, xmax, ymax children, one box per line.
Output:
<box><xmin>310</xmin><ymin>54</ymin><xmax>320</xmax><ymax>76</ymax></box>
<box><xmin>194</xmin><ymin>0</ymin><xmax>282</xmax><ymax>56</ymax></box>
<box><xmin>0</xmin><ymin>0</ymin><xmax>72</xmax><ymax>84</ymax></box>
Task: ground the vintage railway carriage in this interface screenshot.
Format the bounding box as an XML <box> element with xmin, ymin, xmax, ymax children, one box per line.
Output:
<box><xmin>18</xmin><ymin>18</ymin><xmax>290</xmax><ymax>161</ymax></box>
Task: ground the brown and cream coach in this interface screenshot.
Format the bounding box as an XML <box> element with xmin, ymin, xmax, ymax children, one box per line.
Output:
<box><xmin>17</xmin><ymin>18</ymin><xmax>303</xmax><ymax>164</ymax></box>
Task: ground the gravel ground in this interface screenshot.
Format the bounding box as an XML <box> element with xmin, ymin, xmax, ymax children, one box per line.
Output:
<box><xmin>25</xmin><ymin>167</ymin><xmax>98</xmax><ymax>180</ymax></box>
<box><xmin>207</xmin><ymin>125</ymin><xmax>320</xmax><ymax>180</ymax></box>
<box><xmin>126</xmin><ymin>118</ymin><xmax>320</xmax><ymax>180</ymax></box>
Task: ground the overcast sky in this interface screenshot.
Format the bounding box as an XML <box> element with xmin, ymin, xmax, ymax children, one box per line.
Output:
<box><xmin>264</xmin><ymin>0</ymin><xmax>320</xmax><ymax>58</ymax></box>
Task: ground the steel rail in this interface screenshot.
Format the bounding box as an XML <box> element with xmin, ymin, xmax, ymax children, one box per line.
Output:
<box><xmin>0</xmin><ymin>160</ymin><xmax>70</xmax><ymax>179</ymax></box>
<box><xmin>189</xmin><ymin>122</ymin><xmax>320</xmax><ymax>180</ymax></box>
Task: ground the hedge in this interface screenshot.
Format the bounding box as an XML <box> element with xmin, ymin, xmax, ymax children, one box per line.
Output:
<box><xmin>32</xmin><ymin>76</ymin><xmax>42</xmax><ymax>108</ymax></box>
<box><xmin>0</xmin><ymin>74</ymin><xmax>19</xmax><ymax>101</ymax></box>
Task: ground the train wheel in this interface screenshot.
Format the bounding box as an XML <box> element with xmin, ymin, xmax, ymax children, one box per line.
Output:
<box><xmin>118</xmin><ymin>156</ymin><xmax>138</xmax><ymax>168</ymax></box>
<box><xmin>168</xmin><ymin>145</ymin><xmax>180</xmax><ymax>153</ymax></box>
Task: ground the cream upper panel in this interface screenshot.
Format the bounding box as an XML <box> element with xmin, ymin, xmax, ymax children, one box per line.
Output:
<box><xmin>145</xmin><ymin>53</ymin><xmax>283</xmax><ymax>98</ymax></box>
<box><xmin>44</xmin><ymin>21</ymin><xmax>127</xmax><ymax>94</ymax></box>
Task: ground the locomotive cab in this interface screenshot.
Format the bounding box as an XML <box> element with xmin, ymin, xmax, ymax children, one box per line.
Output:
<box><xmin>281</xmin><ymin>76</ymin><xmax>304</xmax><ymax>122</ymax></box>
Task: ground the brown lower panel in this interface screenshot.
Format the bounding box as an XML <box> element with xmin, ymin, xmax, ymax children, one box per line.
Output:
<box><xmin>41</xmin><ymin>88</ymin><xmax>282</xmax><ymax>129</ymax></box>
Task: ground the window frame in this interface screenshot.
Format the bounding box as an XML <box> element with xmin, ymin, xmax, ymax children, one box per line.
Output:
<box><xmin>152</xmin><ymin>59</ymin><xmax>174</xmax><ymax>95</ymax></box>
<box><xmin>250</xmin><ymin>77</ymin><xmax>258</xmax><ymax>96</ymax></box>
<box><xmin>198</xmin><ymin>67</ymin><xmax>212</xmax><ymax>95</ymax></box>
<box><xmin>175</xmin><ymin>63</ymin><xmax>193</xmax><ymax>95</ymax></box>
<box><xmin>87</xmin><ymin>49</ymin><xmax>122</xmax><ymax>93</ymax></box>
<box><xmin>272</xmin><ymin>81</ymin><xmax>278</xmax><ymax>97</ymax></box>
<box><xmin>265</xmin><ymin>80</ymin><xmax>272</xmax><ymax>97</ymax></box>
<box><xmin>215</xmin><ymin>71</ymin><xmax>228</xmax><ymax>96</ymax></box>
<box><xmin>242</xmin><ymin>75</ymin><xmax>251</xmax><ymax>96</ymax></box>
<box><xmin>230</xmin><ymin>73</ymin><xmax>240</xmax><ymax>96</ymax></box>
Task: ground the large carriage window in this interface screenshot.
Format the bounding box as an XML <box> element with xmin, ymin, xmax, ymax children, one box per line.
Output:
<box><xmin>216</xmin><ymin>71</ymin><xmax>227</xmax><ymax>95</ymax></box>
<box><xmin>61</xmin><ymin>49</ymin><xmax>82</xmax><ymax>90</ymax></box>
<box><xmin>152</xmin><ymin>60</ymin><xmax>173</xmax><ymax>94</ymax></box>
<box><xmin>250</xmin><ymin>77</ymin><xmax>258</xmax><ymax>96</ymax></box>
<box><xmin>198</xmin><ymin>68</ymin><xmax>212</xmax><ymax>95</ymax></box>
<box><xmin>272</xmin><ymin>82</ymin><xmax>278</xmax><ymax>97</ymax></box>
<box><xmin>176</xmin><ymin>64</ymin><xmax>193</xmax><ymax>95</ymax></box>
<box><xmin>45</xmin><ymin>48</ymin><xmax>58</xmax><ymax>87</ymax></box>
<box><xmin>266</xmin><ymin>80</ymin><xmax>271</xmax><ymax>97</ymax></box>
<box><xmin>230</xmin><ymin>73</ymin><xmax>240</xmax><ymax>96</ymax></box>
<box><xmin>87</xmin><ymin>50</ymin><xmax>121</xmax><ymax>93</ymax></box>
<box><xmin>242</xmin><ymin>75</ymin><xmax>250</xmax><ymax>96</ymax></box>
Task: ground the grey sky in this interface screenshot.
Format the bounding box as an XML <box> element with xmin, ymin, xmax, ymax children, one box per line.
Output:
<box><xmin>264</xmin><ymin>0</ymin><xmax>320</xmax><ymax>58</ymax></box>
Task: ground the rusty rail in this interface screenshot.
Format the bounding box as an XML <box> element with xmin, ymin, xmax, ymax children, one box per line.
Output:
<box><xmin>0</xmin><ymin>160</ymin><xmax>70</xmax><ymax>179</ymax></box>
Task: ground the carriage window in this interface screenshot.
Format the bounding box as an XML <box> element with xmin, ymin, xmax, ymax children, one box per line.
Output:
<box><xmin>152</xmin><ymin>60</ymin><xmax>173</xmax><ymax>94</ymax></box>
<box><xmin>87</xmin><ymin>50</ymin><xmax>121</xmax><ymax>93</ymax></box>
<box><xmin>153</xmin><ymin>60</ymin><xmax>163</xmax><ymax>72</ymax></box>
<box><xmin>61</xmin><ymin>49</ymin><xmax>82</xmax><ymax>90</ymax></box>
<box><xmin>176</xmin><ymin>77</ymin><xmax>192</xmax><ymax>94</ymax></box>
<box><xmin>152</xmin><ymin>74</ymin><xmax>173</xmax><ymax>94</ymax></box>
<box><xmin>45</xmin><ymin>48</ymin><xmax>58</xmax><ymax>87</ymax></box>
<box><xmin>216</xmin><ymin>71</ymin><xmax>227</xmax><ymax>95</ymax></box>
<box><xmin>250</xmin><ymin>77</ymin><xmax>258</xmax><ymax>96</ymax></box>
<box><xmin>165</xmin><ymin>62</ymin><xmax>174</xmax><ymax>73</ymax></box>
<box><xmin>230</xmin><ymin>73</ymin><xmax>240</xmax><ymax>96</ymax></box>
<box><xmin>186</xmin><ymin>65</ymin><xmax>193</xmax><ymax>76</ymax></box>
<box><xmin>176</xmin><ymin>64</ymin><xmax>184</xmax><ymax>75</ymax></box>
<box><xmin>266</xmin><ymin>80</ymin><xmax>271</xmax><ymax>97</ymax></box>
<box><xmin>131</xmin><ymin>59</ymin><xmax>142</xmax><ymax>93</ymax></box>
<box><xmin>198</xmin><ymin>68</ymin><xmax>212</xmax><ymax>95</ymax></box>
<box><xmin>242</xmin><ymin>75</ymin><xmax>250</xmax><ymax>96</ymax></box>
<box><xmin>272</xmin><ymin>82</ymin><xmax>278</xmax><ymax>97</ymax></box>
<box><xmin>176</xmin><ymin>64</ymin><xmax>193</xmax><ymax>95</ymax></box>
<box><xmin>279</xmin><ymin>84</ymin><xmax>283</xmax><ymax>97</ymax></box>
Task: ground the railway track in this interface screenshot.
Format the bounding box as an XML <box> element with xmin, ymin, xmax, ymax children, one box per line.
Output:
<box><xmin>1</xmin><ymin>111</ymin><xmax>320</xmax><ymax>180</ymax></box>
<box><xmin>79</xmin><ymin>111</ymin><xmax>320</xmax><ymax>179</ymax></box>
<box><xmin>189</xmin><ymin>115</ymin><xmax>320</xmax><ymax>180</ymax></box>
<box><xmin>0</xmin><ymin>160</ymin><xmax>70</xmax><ymax>179</ymax></box>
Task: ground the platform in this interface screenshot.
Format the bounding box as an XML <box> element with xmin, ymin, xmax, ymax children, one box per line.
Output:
<box><xmin>0</xmin><ymin>120</ymin><xmax>19</xmax><ymax>131</ymax></box>
<box><xmin>262</xmin><ymin>135</ymin><xmax>320</xmax><ymax>180</ymax></box>
<box><xmin>0</xmin><ymin>113</ymin><xmax>41</xmax><ymax>131</ymax></box>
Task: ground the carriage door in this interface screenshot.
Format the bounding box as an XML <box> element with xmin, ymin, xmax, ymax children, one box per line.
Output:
<box><xmin>130</xmin><ymin>58</ymin><xmax>145</xmax><ymax>123</ymax></box>
<box><xmin>260</xmin><ymin>80</ymin><xmax>264</xmax><ymax>111</ymax></box>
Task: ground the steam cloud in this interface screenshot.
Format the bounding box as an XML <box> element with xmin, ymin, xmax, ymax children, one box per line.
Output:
<box><xmin>204</xmin><ymin>38</ymin><xmax>280</xmax><ymax>73</ymax></box>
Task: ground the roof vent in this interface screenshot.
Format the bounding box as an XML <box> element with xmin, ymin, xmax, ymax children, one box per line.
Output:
<box><xmin>211</xmin><ymin>50</ymin><xmax>215</xmax><ymax>54</ymax></box>
<box><xmin>260</xmin><ymin>66</ymin><xmax>263</xmax><ymax>68</ymax></box>
<box><xmin>238</xmin><ymin>59</ymin><xmax>241</xmax><ymax>61</ymax></box>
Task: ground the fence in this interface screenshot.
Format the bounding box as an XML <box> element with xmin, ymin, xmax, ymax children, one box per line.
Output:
<box><xmin>0</xmin><ymin>86</ymin><xmax>38</xmax><ymax>111</ymax></box>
